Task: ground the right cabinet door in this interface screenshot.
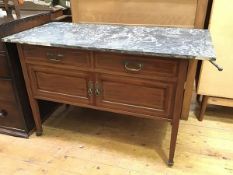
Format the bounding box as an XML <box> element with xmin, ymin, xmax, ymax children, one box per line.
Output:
<box><xmin>95</xmin><ymin>74</ymin><xmax>176</xmax><ymax>119</ymax></box>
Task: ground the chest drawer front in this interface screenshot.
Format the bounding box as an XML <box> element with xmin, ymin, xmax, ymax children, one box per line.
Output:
<box><xmin>28</xmin><ymin>65</ymin><xmax>93</xmax><ymax>105</ymax></box>
<box><xmin>0</xmin><ymin>53</ymin><xmax>10</xmax><ymax>77</ymax></box>
<box><xmin>0</xmin><ymin>79</ymin><xmax>16</xmax><ymax>102</ymax></box>
<box><xmin>0</xmin><ymin>42</ymin><xmax>5</xmax><ymax>51</ymax></box>
<box><xmin>95</xmin><ymin>74</ymin><xmax>175</xmax><ymax>119</ymax></box>
<box><xmin>22</xmin><ymin>45</ymin><xmax>91</xmax><ymax>68</ymax></box>
<box><xmin>0</xmin><ymin>79</ymin><xmax>24</xmax><ymax>129</ymax></box>
<box><xmin>94</xmin><ymin>52</ymin><xmax>179</xmax><ymax>79</ymax></box>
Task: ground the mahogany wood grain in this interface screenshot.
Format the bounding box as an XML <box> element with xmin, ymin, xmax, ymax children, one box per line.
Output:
<box><xmin>17</xmin><ymin>44</ymin><xmax>42</xmax><ymax>135</ymax></box>
<box><xmin>95</xmin><ymin>73</ymin><xmax>175</xmax><ymax>119</ymax></box>
<box><xmin>31</xmin><ymin>95</ymin><xmax>173</xmax><ymax>122</ymax></box>
<box><xmin>168</xmin><ymin>59</ymin><xmax>188</xmax><ymax>166</ymax></box>
<box><xmin>17</xmin><ymin>45</ymin><xmax>189</xmax><ymax>165</ymax></box>
<box><xmin>94</xmin><ymin>52</ymin><xmax>179</xmax><ymax>81</ymax></box>
<box><xmin>23</xmin><ymin>45</ymin><xmax>91</xmax><ymax>68</ymax></box>
<box><xmin>181</xmin><ymin>59</ymin><xmax>198</xmax><ymax>120</ymax></box>
<box><xmin>28</xmin><ymin>65</ymin><xmax>93</xmax><ymax>106</ymax></box>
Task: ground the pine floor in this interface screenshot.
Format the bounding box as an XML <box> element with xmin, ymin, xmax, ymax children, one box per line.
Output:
<box><xmin>0</xmin><ymin>102</ymin><xmax>233</xmax><ymax>175</ymax></box>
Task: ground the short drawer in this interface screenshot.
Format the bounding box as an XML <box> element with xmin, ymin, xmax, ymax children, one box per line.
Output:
<box><xmin>22</xmin><ymin>45</ymin><xmax>91</xmax><ymax>68</ymax></box>
<box><xmin>94</xmin><ymin>52</ymin><xmax>179</xmax><ymax>78</ymax></box>
<box><xmin>0</xmin><ymin>79</ymin><xmax>24</xmax><ymax>129</ymax></box>
<box><xmin>0</xmin><ymin>53</ymin><xmax>10</xmax><ymax>77</ymax></box>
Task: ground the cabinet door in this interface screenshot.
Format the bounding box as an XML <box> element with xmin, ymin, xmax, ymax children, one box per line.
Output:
<box><xmin>28</xmin><ymin>65</ymin><xmax>94</xmax><ymax>106</ymax></box>
<box><xmin>95</xmin><ymin>74</ymin><xmax>176</xmax><ymax>119</ymax></box>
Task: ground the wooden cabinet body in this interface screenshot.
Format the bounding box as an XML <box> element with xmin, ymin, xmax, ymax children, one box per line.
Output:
<box><xmin>17</xmin><ymin>44</ymin><xmax>188</xmax><ymax>165</ymax></box>
<box><xmin>0</xmin><ymin>10</ymin><xmax>63</xmax><ymax>137</ymax></box>
<box><xmin>20</xmin><ymin>45</ymin><xmax>188</xmax><ymax>122</ymax></box>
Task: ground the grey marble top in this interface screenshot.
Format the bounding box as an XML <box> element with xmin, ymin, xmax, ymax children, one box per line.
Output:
<box><xmin>2</xmin><ymin>22</ymin><xmax>216</xmax><ymax>60</ymax></box>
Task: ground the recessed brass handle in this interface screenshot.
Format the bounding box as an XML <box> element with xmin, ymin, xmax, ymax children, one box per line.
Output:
<box><xmin>0</xmin><ymin>110</ymin><xmax>7</xmax><ymax>118</ymax></box>
<box><xmin>95</xmin><ymin>82</ymin><xmax>101</xmax><ymax>96</ymax></box>
<box><xmin>124</xmin><ymin>61</ymin><xmax>143</xmax><ymax>72</ymax></box>
<box><xmin>46</xmin><ymin>52</ymin><xmax>64</xmax><ymax>62</ymax></box>
<box><xmin>88</xmin><ymin>81</ymin><xmax>94</xmax><ymax>97</ymax></box>
<box><xmin>95</xmin><ymin>88</ymin><xmax>101</xmax><ymax>96</ymax></box>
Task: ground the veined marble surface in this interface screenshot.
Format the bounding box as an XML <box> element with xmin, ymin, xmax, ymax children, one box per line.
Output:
<box><xmin>2</xmin><ymin>22</ymin><xmax>216</xmax><ymax>60</ymax></box>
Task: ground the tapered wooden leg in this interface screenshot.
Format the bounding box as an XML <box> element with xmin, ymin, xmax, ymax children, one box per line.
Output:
<box><xmin>30</xmin><ymin>99</ymin><xmax>43</xmax><ymax>136</ymax></box>
<box><xmin>167</xmin><ymin>60</ymin><xmax>188</xmax><ymax>166</ymax></box>
<box><xmin>16</xmin><ymin>44</ymin><xmax>42</xmax><ymax>136</ymax></box>
<box><xmin>168</xmin><ymin>120</ymin><xmax>180</xmax><ymax>167</ymax></box>
<box><xmin>181</xmin><ymin>60</ymin><xmax>198</xmax><ymax>120</ymax></box>
<box><xmin>198</xmin><ymin>95</ymin><xmax>209</xmax><ymax>121</ymax></box>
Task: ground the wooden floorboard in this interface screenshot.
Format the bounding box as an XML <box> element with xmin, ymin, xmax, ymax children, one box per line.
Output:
<box><xmin>0</xmin><ymin>101</ymin><xmax>233</xmax><ymax>175</ymax></box>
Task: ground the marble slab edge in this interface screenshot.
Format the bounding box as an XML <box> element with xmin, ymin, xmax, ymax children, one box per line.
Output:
<box><xmin>2</xmin><ymin>39</ymin><xmax>216</xmax><ymax>61</ymax></box>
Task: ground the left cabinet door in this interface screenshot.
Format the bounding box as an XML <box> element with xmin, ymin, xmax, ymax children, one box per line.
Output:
<box><xmin>27</xmin><ymin>65</ymin><xmax>94</xmax><ymax>106</ymax></box>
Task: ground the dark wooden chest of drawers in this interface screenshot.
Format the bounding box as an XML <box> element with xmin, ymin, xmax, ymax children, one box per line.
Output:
<box><xmin>0</xmin><ymin>10</ymin><xmax>63</xmax><ymax>137</ymax></box>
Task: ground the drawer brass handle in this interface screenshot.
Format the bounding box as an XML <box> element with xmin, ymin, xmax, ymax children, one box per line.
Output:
<box><xmin>95</xmin><ymin>82</ymin><xmax>101</xmax><ymax>96</ymax></box>
<box><xmin>124</xmin><ymin>62</ymin><xmax>143</xmax><ymax>72</ymax></box>
<box><xmin>46</xmin><ymin>52</ymin><xmax>64</xmax><ymax>62</ymax></box>
<box><xmin>0</xmin><ymin>110</ymin><xmax>7</xmax><ymax>118</ymax></box>
<box><xmin>88</xmin><ymin>81</ymin><xmax>94</xmax><ymax>97</ymax></box>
